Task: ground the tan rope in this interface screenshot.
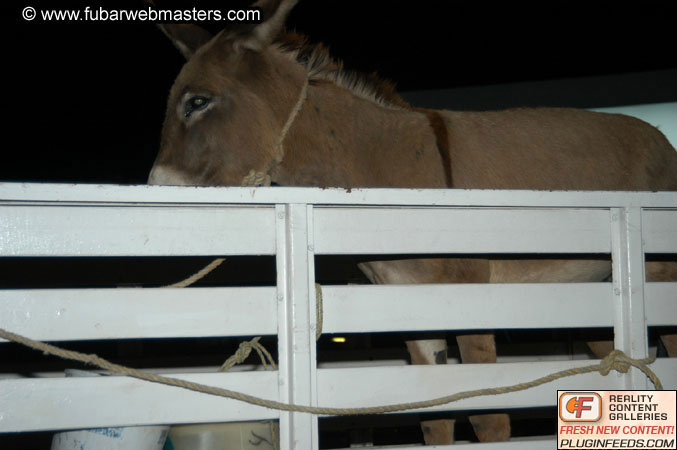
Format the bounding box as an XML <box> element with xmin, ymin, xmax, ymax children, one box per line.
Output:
<box><xmin>218</xmin><ymin>337</ymin><xmax>277</xmax><ymax>372</ymax></box>
<box><xmin>162</xmin><ymin>257</ymin><xmax>226</xmax><ymax>288</ymax></box>
<box><xmin>241</xmin><ymin>75</ymin><xmax>309</xmax><ymax>187</ymax></box>
<box><xmin>162</xmin><ymin>257</ymin><xmax>278</xmax><ymax>374</ymax></box>
<box><xmin>315</xmin><ymin>283</ymin><xmax>323</xmax><ymax>341</ymax></box>
<box><xmin>597</xmin><ymin>349</ymin><xmax>663</xmax><ymax>389</ymax></box>
<box><xmin>0</xmin><ymin>327</ymin><xmax>662</xmax><ymax>416</ymax></box>
<box><xmin>275</xmin><ymin>76</ymin><xmax>309</xmax><ymax>161</ymax></box>
<box><xmin>270</xmin><ymin>421</ymin><xmax>279</xmax><ymax>450</ymax></box>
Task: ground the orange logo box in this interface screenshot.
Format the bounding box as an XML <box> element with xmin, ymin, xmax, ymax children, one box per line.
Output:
<box><xmin>559</xmin><ymin>392</ymin><xmax>603</xmax><ymax>422</ymax></box>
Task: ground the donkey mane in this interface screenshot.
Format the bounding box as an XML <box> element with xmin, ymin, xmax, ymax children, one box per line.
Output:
<box><xmin>272</xmin><ymin>31</ymin><xmax>453</xmax><ymax>186</ymax></box>
<box><xmin>275</xmin><ymin>31</ymin><xmax>411</xmax><ymax>110</ymax></box>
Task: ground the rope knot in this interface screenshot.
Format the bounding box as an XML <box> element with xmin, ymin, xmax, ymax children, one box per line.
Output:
<box><xmin>599</xmin><ymin>350</ymin><xmax>630</xmax><ymax>375</ymax></box>
<box><xmin>597</xmin><ymin>349</ymin><xmax>662</xmax><ymax>390</ymax></box>
<box><xmin>219</xmin><ymin>337</ymin><xmax>277</xmax><ymax>373</ymax></box>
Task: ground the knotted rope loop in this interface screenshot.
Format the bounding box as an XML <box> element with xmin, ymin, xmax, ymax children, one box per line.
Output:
<box><xmin>598</xmin><ymin>349</ymin><xmax>662</xmax><ymax>390</ymax></box>
<box><xmin>219</xmin><ymin>337</ymin><xmax>277</xmax><ymax>372</ymax></box>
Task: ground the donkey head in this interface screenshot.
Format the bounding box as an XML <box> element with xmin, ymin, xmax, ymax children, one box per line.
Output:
<box><xmin>148</xmin><ymin>0</ymin><xmax>304</xmax><ymax>186</ymax></box>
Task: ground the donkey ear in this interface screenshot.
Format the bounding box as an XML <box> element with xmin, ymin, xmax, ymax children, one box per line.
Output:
<box><xmin>236</xmin><ymin>0</ymin><xmax>298</xmax><ymax>52</ymax></box>
<box><xmin>158</xmin><ymin>24</ymin><xmax>213</xmax><ymax>59</ymax></box>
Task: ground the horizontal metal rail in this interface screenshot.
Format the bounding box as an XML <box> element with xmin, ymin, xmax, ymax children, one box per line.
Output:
<box><xmin>1</xmin><ymin>183</ymin><xmax>676</xmax><ymax>449</ymax></box>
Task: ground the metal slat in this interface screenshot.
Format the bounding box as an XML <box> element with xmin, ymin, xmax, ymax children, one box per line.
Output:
<box><xmin>314</xmin><ymin>207</ymin><xmax>611</xmax><ymax>254</ymax></box>
<box><xmin>317</xmin><ymin>361</ymin><xmax>625</xmax><ymax>414</ymax></box>
<box><xmin>0</xmin><ymin>205</ymin><xmax>276</xmax><ymax>256</ymax></box>
<box><xmin>2</xmin><ymin>182</ymin><xmax>677</xmax><ymax>208</ymax></box>
<box><xmin>0</xmin><ymin>371</ymin><xmax>280</xmax><ymax>432</ymax></box>
<box><xmin>643</xmin><ymin>209</ymin><xmax>677</xmax><ymax>253</ymax></box>
<box><xmin>321</xmin><ymin>283</ymin><xmax>614</xmax><ymax>333</ymax></box>
<box><xmin>0</xmin><ymin>287</ymin><xmax>277</xmax><ymax>341</ymax></box>
<box><xmin>646</xmin><ymin>282</ymin><xmax>677</xmax><ymax>326</ymax></box>
<box><xmin>317</xmin><ymin>359</ymin><xmax>676</xmax><ymax>414</ymax></box>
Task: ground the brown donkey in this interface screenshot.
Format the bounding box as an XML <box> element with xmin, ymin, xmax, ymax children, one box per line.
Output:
<box><xmin>148</xmin><ymin>0</ymin><xmax>677</xmax><ymax>444</ymax></box>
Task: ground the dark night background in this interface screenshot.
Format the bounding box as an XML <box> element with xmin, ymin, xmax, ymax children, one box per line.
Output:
<box><xmin>1</xmin><ymin>2</ymin><xmax>676</xmax><ymax>447</ymax></box>
<box><xmin>3</xmin><ymin>0</ymin><xmax>677</xmax><ymax>185</ymax></box>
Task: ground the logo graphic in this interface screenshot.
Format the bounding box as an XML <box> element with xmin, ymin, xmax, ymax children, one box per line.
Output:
<box><xmin>567</xmin><ymin>396</ymin><xmax>594</xmax><ymax>418</ymax></box>
<box><xmin>559</xmin><ymin>392</ymin><xmax>602</xmax><ymax>422</ymax></box>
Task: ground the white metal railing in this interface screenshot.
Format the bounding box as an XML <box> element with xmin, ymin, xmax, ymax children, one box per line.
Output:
<box><xmin>1</xmin><ymin>183</ymin><xmax>676</xmax><ymax>449</ymax></box>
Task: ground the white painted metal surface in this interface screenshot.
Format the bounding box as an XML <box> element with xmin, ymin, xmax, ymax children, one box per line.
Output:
<box><xmin>610</xmin><ymin>208</ymin><xmax>650</xmax><ymax>389</ymax></box>
<box><xmin>314</xmin><ymin>207</ymin><xmax>611</xmax><ymax>254</ymax></box>
<box><xmin>2</xmin><ymin>182</ymin><xmax>676</xmax><ymax>207</ymax></box>
<box><xmin>0</xmin><ymin>371</ymin><xmax>280</xmax><ymax>431</ymax></box>
<box><xmin>643</xmin><ymin>209</ymin><xmax>677</xmax><ymax>253</ymax></box>
<box><xmin>0</xmin><ymin>205</ymin><xmax>276</xmax><ymax>256</ymax></box>
<box><xmin>275</xmin><ymin>204</ymin><xmax>319</xmax><ymax>450</ymax></box>
<box><xmin>1</xmin><ymin>183</ymin><xmax>676</xmax><ymax>449</ymax></box>
<box><xmin>322</xmin><ymin>283</ymin><xmax>615</xmax><ymax>332</ymax></box>
<box><xmin>0</xmin><ymin>287</ymin><xmax>277</xmax><ymax>341</ymax></box>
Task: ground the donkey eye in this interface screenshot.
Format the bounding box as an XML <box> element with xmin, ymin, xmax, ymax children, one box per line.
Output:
<box><xmin>184</xmin><ymin>96</ymin><xmax>210</xmax><ymax>118</ymax></box>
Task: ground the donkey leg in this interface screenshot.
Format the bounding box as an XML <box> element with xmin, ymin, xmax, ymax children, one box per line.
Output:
<box><xmin>587</xmin><ymin>340</ymin><xmax>615</xmax><ymax>359</ymax></box>
<box><xmin>406</xmin><ymin>338</ymin><xmax>454</xmax><ymax>445</ymax></box>
<box><xmin>457</xmin><ymin>333</ymin><xmax>496</xmax><ymax>364</ymax></box>
<box><xmin>492</xmin><ymin>258</ymin><xmax>613</xmax><ymax>361</ymax></box>
<box><xmin>420</xmin><ymin>419</ymin><xmax>455</xmax><ymax>445</ymax></box>
<box><xmin>360</xmin><ymin>258</ymin><xmax>493</xmax><ymax>445</ymax></box>
<box><xmin>660</xmin><ymin>335</ymin><xmax>677</xmax><ymax>357</ymax></box>
<box><xmin>646</xmin><ymin>260</ymin><xmax>677</xmax><ymax>282</ymax></box>
<box><xmin>646</xmin><ymin>262</ymin><xmax>677</xmax><ymax>357</ymax></box>
<box><xmin>456</xmin><ymin>333</ymin><xmax>511</xmax><ymax>442</ymax></box>
<box><xmin>472</xmin><ymin>259</ymin><xmax>611</xmax><ymax>441</ymax></box>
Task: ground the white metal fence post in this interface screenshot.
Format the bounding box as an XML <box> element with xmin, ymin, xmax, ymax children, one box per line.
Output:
<box><xmin>610</xmin><ymin>207</ymin><xmax>649</xmax><ymax>389</ymax></box>
<box><xmin>275</xmin><ymin>203</ymin><xmax>319</xmax><ymax>450</ymax></box>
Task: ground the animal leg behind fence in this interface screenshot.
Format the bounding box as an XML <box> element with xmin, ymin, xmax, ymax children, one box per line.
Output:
<box><xmin>456</xmin><ymin>333</ymin><xmax>511</xmax><ymax>442</ymax></box>
<box><xmin>406</xmin><ymin>338</ymin><xmax>455</xmax><ymax>445</ymax></box>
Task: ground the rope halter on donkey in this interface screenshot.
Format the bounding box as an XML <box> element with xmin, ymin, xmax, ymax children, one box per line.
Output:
<box><xmin>240</xmin><ymin>72</ymin><xmax>453</xmax><ymax>189</ymax></box>
<box><xmin>241</xmin><ymin>75</ymin><xmax>310</xmax><ymax>187</ymax></box>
